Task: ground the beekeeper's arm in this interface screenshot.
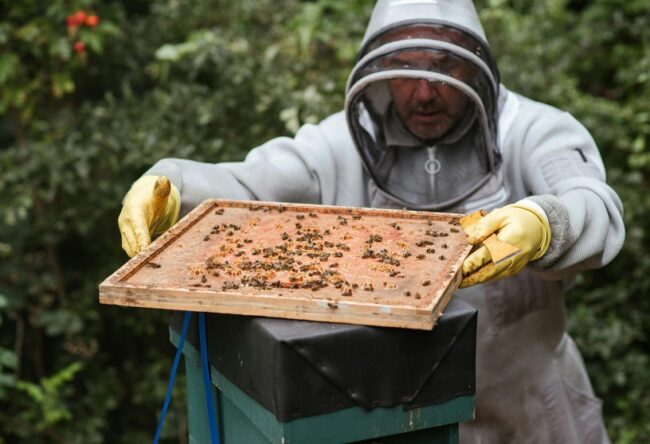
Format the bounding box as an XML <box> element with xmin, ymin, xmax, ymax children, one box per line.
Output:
<box><xmin>462</xmin><ymin>99</ymin><xmax>625</xmax><ymax>286</ymax></box>
<box><xmin>118</xmin><ymin>112</ymin><xmax>359</xmax><ymax>257</ymax></box>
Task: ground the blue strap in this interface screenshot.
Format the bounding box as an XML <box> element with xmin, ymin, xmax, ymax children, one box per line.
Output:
<box><xmin>199</xmin><ymin>312</ymin><xmax>221</xmax><ymax>444</ymax></box>
<box><xmin>153</xmin><ymin>311</ymin><xmax>192</xmax><ymax>444</ymax></box>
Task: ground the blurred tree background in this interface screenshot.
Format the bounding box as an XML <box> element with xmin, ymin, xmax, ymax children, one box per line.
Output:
<box><xmin>0</xmin><ymin>0</ymin><xmax>647</xmax><ymax>442</ymax></box>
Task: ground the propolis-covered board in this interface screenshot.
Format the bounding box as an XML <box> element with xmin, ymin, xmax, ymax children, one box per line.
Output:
<box><xmin>99</xmin><ymin>200</ymin><xmax>472</xmax><ymax>330</ymax></box>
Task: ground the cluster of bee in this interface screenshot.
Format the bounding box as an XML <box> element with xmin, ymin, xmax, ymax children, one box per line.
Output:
<box><xmin>199</xmin><ymin>210</ymin><xmax>364</xmax><ymax>295</ymax></box>
<box><xmin>192</xmin><ymin>205</ymin><xmax>463</xmax><ymax>300</ymax></box>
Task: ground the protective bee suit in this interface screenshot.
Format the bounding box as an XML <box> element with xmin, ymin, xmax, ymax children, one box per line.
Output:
<box><xmin>132</xmin><ymin>0</ymin><xmax>625</xmax><ymax>442</ymax></box>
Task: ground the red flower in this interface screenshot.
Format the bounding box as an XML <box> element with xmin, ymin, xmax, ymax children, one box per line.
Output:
<box><xmin>66</xmin><ymin>15</ymin><xmax>79</xmax><ymax>27</ymax></box>
<box><xmin>74</xmin><ymin>41</ymin><xmax>86</xmax><ymax>55</ymax></box>
<box><xmin>85</xmin><ymin>15</ymin><xmax>100</xmax><ymax>27</ymax></box>
<box><xmin>73</xmin><ymin>10</ymin><xmax>87</xmax><ymax>24</ymax></box>
<box><xmin>67</xmin><ymin>10</ymin><xmax>89</xmax><ymax>28</ymax></box>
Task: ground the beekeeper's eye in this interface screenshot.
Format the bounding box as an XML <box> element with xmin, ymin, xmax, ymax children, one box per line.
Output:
<box><xmin>384</xmin><ymin>51</ymin><xmax>460</xmax><ymax>73</ymax></box>
<box><xmin>384</xmin><ymin>55</ymin><xmax>418</xmax><ymax>69</ymax></box>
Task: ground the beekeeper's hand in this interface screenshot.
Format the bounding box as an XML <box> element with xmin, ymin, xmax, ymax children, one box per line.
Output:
<box><xmin>118</xmin><ymin>176</ymin><xmax>180</xmax><ymax>257</ymax></box>
<box><xmin>460</xmin><ymin>202</ymin><xmax>551</xmax><ymax>288</ymax></box>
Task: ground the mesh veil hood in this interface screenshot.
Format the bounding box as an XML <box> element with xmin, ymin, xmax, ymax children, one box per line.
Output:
<box><xmin>345</xmin><ymin>0</ymin><xmax>501</xmax><ymax>210</ymax></box>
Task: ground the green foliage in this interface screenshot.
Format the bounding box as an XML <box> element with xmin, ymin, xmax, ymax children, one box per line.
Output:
<box><xmin>0</xmin><ymin>347</ymin><xmax>17</xmax><ymax>397</ymax></box>
<box><xmin>0</xmin><ymin>0</ymin><xmax>648</xmax><ymax>442</ymax></box>
<box><xmin>0</xmin><ymin>1</ymin><xmax>122</xmax><ymax>125</ymax></box>
<box><xmin>15</xmin><ymin>362</ymin><xmax>83</xmax><ymax>431</ymax></box>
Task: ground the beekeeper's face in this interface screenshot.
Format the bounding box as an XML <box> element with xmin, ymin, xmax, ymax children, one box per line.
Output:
<box><xmin>345</xmin><ymin>19</ymin><xmax>501</xmax><ymax>208</ymax></box>
<box><xmin>386</xmin><ymin>49</ymin><xmax>475</xmax><ymax>142</ymax></box>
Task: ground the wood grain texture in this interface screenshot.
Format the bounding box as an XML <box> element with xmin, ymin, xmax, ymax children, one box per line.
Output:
<box><xmin>100</xmin><ymin>200</ymin><xmax>472</xmax><ymax>330</ymax></box>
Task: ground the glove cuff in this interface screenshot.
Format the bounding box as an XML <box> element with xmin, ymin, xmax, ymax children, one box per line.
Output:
<box><xmin>526</xmin><ymin>194</ymin><xmax>576</xmax><ymax>270</ymax></box>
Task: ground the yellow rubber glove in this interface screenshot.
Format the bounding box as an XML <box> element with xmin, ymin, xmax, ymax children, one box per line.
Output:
<box><xmin>460</xmin><ymin>203</ymin><xmax>551</xmax><ymax>288</ymax></box>
<box><xmin>118</xmin><ymin>175</ymin><xmax>180</xmax><ymax>257</ymax></box>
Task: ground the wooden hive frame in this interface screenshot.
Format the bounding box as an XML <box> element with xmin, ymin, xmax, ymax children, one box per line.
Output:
<box><xmin>100</xmin><ymin>200</ymin><xmax>472</xmax><ymax>330</ymax></box>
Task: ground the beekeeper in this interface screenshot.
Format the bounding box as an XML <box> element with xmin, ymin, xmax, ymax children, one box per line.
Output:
<box><xmin>118</xmin><ymin>0</ymin><xmax>624</xmax><ymax>442</ymax></box>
